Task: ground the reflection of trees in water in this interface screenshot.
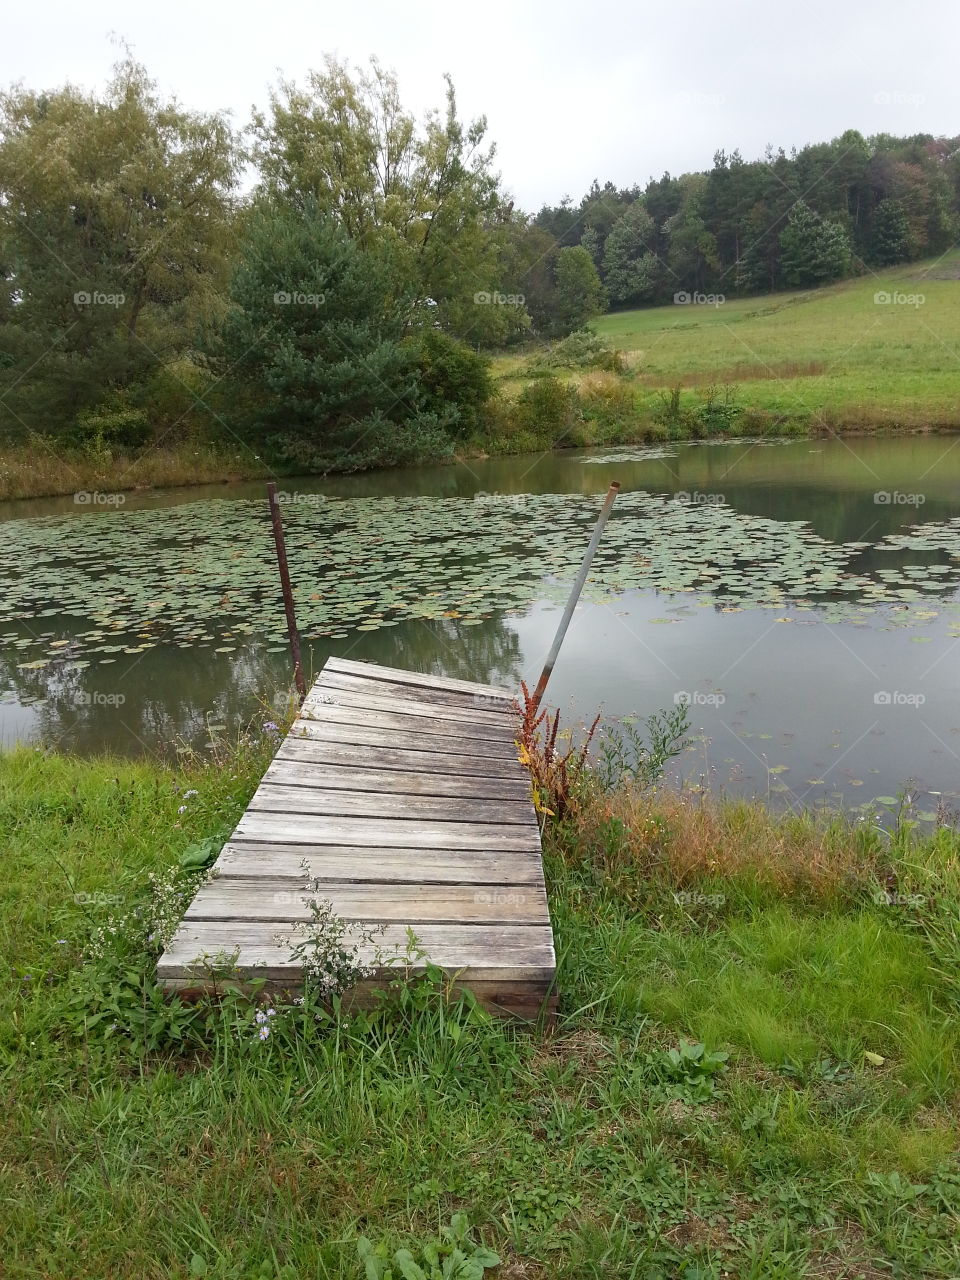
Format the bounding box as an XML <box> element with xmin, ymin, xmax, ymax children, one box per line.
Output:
<box><xmin>0</xmin><ymin>611</ymin><xmax>525</xmax><ymax>756</ymax></box>
<box><xmin>315</xmin><ymin>614</ymin><xmax>525</xmax><ymax>694</ymax></box>
<box><xmin>0</xmin><ymin>639</ymin><xmax>291</xmax><ymax>757</ymax></box>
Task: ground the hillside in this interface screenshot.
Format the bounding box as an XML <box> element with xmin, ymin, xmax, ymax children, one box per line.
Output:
<box><xmin>494</xmin><ymin>252</ymin><xmax>960</xmax><ymax>435</ymax></box>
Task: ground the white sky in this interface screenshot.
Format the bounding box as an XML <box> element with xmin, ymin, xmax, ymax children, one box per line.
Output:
<box><xmin>5</xmin><ymin>0</ymin><xmax>960</xmax><ymax>210</ymax></box>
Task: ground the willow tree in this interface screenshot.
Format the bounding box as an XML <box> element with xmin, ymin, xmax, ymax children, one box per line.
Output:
<box><xmin>0</xmin><ymin>57</ymin><xmax>239</xmax><ymax>437</ymax></box>
<box><xmin>250</xmin><ymin>58</ymin><xmax>523</xmax><ymax>345</ymax></box>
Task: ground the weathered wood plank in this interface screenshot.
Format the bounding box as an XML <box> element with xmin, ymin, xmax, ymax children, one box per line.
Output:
<box><xmin>185</xmin><ymin>878</ymin><xmax>549</xmax><ymax>924</ymax></box>
<box><xmin>158</xmin><ymin>922</ymin><xmax>555</xmax><ymax>981</ymax></box>
<box><xmin>312</xmin><ymin>680</ymin><xmax>516</xmax><ymax>726</ymax></box>
<box><xmin>233</xmin><ymin>810</ymin><xmax>542</xmax><ymax>850</ymax></box>
<box><xmin>276</xmin><ymin>735</ymin><xmax>523</xmax><ymax>778</ymax></box>
<box><xmin>317</xmin><ymin>669</ymin><xmax>517</xmax><ymax>715</ymax></box>
<box><xmin>287</xmin><ymin>719</ymin><xmax>518</xmax><ymax>759</ymax></box>
<box><xmin>299</xmin><ymin>699</ymin><xmax>515</xmax><ymax>744</ymax></box>
<box><xmin>325</xmin><ymin>656</ymin><xmax>513</xmax><ymax>702</ymax></box>
<box><xmin>213</xmin><ymin>842</ymin><xmax>547</xmax><ymax>885</ymax></box>
<box><xmin>261</xmin><ymin>757</ymin><xmax>531</xmax><ymax>801</ymax></box>
<box><xmin>246</xmin><ymin>783</ymin><xmax>538</xmax><ymax>826</ymax></box>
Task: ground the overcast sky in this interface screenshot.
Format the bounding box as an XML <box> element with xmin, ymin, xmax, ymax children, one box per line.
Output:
<box><xmin>5</xmin><ymin>0</ymin><xmax>959</xmax><ymax>210</ymax></box>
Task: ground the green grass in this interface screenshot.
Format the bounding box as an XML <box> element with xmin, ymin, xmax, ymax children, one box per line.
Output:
<box><xmin>490</xmin><ymin>250</ymin><xmax>960</xmax><ymax>440</ymax></box>
<box><xmin>4</xmin><ymin>746</ymin><xmax>960</xmax><ymax>1278</ymax></box>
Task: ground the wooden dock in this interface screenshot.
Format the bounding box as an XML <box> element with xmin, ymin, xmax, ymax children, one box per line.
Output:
<box><xmin>157</xmin><ymin>657</ymin><xmax>556</xmax><ymax>1018</ymax></box>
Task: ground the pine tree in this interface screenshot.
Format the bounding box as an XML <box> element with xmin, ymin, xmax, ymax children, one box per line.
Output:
<box><xmin>779</xmin><ymin>202</ymin><xmax>851</xmax><ymax>287</ymax></box>
<box><xmin>869</xmin><ymin>198</ymin><xmax>914</xmax><ymax>265</ymax></box>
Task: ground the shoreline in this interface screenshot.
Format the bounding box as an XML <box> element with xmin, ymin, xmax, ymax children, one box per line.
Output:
<box><xmin>3</xmin><ymin>419</ymin><xmax>960</xmax><ymax>504</ymax></box>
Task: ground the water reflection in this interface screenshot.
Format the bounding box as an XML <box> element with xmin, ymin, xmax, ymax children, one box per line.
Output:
<box><xmin>3</xmin><ymin>434</ymin><xmax>960</xmax><ymax>812</ymax></box>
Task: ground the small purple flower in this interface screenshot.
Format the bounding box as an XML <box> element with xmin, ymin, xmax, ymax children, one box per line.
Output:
<box><xmin>263</xmin><ymin>721</ymin><xmax>279</xmax><ymax>734</ymax></box>
<box><xmin>178</xmin><ymin>805</ymin><xmax>187</xmax><ymax>814</ymax></box>
<box><xmin>56</xmin><ymin>939</ymin><xmax>68</xmax><ymax>945</ymax></box>
<box><xmin>258</xmin><ymin>1025</ymin><xmax>270</xmax><ymax>1041</ymax></box>
<box><xmin>183</xmin><ymin>789</ymin><xmax>199</xmax><ymax>800</ymax></box>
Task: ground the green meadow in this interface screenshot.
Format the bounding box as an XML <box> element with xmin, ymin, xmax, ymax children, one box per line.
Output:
<box><xmin>490</xmin><ymin>251</ymin><xmax>960</xmax><ymax>441</ymax></box>
<box><xmin>4</xmin><ymin>744</ymin><xmax>960</xmax><ymax>1279</ymax></box>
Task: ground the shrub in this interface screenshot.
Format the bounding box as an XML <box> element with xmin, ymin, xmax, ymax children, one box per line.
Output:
<box><xmin>531</xmin><ymin>328</ymin><xmax>626</xmax><ymax>373</ymax></box>
<box><xmin>271</xmin><ymin>409</ymin><xmax>456</xmax><ymax>474</ymax></box>
<box><xmin>414</xmin><ymin>330</ymin><xmax>493</xmax><ymax>437</ymax></box>
<box><xmin>71</xmin><ymin>399</ymin><xmax>151</xmax><ymax>450</ymax></box>
<box><xmin>511</xmin><ymin>376</ymin><xmax>581</xmax><ymax>446</ymax></box>
<box><xmin>578</xmin><ymin>373</ymin><xmax>638</xmax><ymax>437</ymax></box>
<box><xmin>131</xmin><ymin>358</ymin><xmax>213</xmax><ymax>434</ymax></box>
<box><xmin>653</xmin><ymin>383</ymin><xmax>742</xmax><ymax>439</ymax></box>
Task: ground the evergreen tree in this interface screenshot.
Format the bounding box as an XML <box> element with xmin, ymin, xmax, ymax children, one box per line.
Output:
<box><xmin>869</xmin><ymin>198</ymin><xmax>914</xmax><ymax>265</ymax></box>
<box><xmin>204</xmin><ymin>200</ymin><xmax>453</xmax><ymax>468</ymax></box>
<box><xmin>779</xmin><ymin>202</ymin><xmax>851</xmax><ymax>286</ymax></box>
<box><xmin>602</xmin><ymin>204</ymin><xmax>659</xmax><ymax>307</ymax></box>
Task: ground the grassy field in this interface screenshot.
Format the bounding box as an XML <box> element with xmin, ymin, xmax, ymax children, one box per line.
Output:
<box><xmin>4</xmin><ymin>736</ymin><xmax>960</xmax><ymax>1279</ymax></box>
<box><xmin>493</xmin><ymin>250</ymin><xmax>960</xmax><ymax>435</ymax></box>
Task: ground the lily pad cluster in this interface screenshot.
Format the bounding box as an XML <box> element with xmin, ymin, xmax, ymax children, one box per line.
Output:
<box><xmin>3</xmin><ymin>490</ymin><xmax>960</xmax><ymax>669</ymax></box>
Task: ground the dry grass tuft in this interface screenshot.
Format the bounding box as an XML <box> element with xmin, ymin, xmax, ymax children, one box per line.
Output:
<box><xmin>0</xmin><ymin>442</ymin><xmax>268</xmax><ymax>502</ymax></box>
<box><xmin>564</xmin><ymin>785</ymin><xmax>893</xmax><ymax>903</ymax></box>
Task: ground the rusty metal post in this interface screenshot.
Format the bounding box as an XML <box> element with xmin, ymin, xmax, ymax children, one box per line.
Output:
<box><xmin>266</xmin><ymin>482</ymin><xmax>307</xmax><ymax>703</ymax></box>
<box><xmin>528</xmin><ymin>481</ymin><xmax>620</xmax><ymax>714</ymax></box>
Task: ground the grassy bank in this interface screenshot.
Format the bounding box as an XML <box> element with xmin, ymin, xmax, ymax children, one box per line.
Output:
<box><xmin>4</xmin><ymin>736</ymin><xmax>960</xmax><ymax>1279</ymax></box>
<box><xmin>0</xmin><ymin>440</ymin><xmax>270</xmax><ymax>504</ymax></box>
<box><xmin>485</xmin><ymin>250</ymin><xmax>960</xmax><ymax>453</ymax></box>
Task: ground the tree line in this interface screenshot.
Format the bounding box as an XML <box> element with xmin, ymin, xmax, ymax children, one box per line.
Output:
<box><xmin>1</xmin><ymin>56</ymin><xmax>957</xmax><ymax>469</ymax></box>
<box><xmin>537</xmin><ymin>131</ymin><xmax>960</xmax><ymax>306</ymax></box>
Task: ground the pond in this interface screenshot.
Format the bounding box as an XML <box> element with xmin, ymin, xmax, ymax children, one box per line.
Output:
<box><xmin>4</xmin><ymin>434</ymin><xmax>960</xmax><ymax>813</ymax></box>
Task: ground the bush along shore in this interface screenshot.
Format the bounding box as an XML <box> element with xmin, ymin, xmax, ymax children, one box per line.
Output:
<box><xmin>4</xmin><ymin>697</ymin><xmax>960</xmax><ymax>1279</ymax></box>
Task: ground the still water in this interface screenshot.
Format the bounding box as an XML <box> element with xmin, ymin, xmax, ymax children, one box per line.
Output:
<box><xmin>3</xmin><ymin>435</ymin><xmax>960</xmax><ymax>812</ymax></box>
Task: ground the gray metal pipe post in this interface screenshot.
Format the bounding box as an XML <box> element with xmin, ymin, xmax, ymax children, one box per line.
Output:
<box><xmin>528</xmin><ymin>481</ymin><xmax>620</xmax><ymax>714</ymax></box>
